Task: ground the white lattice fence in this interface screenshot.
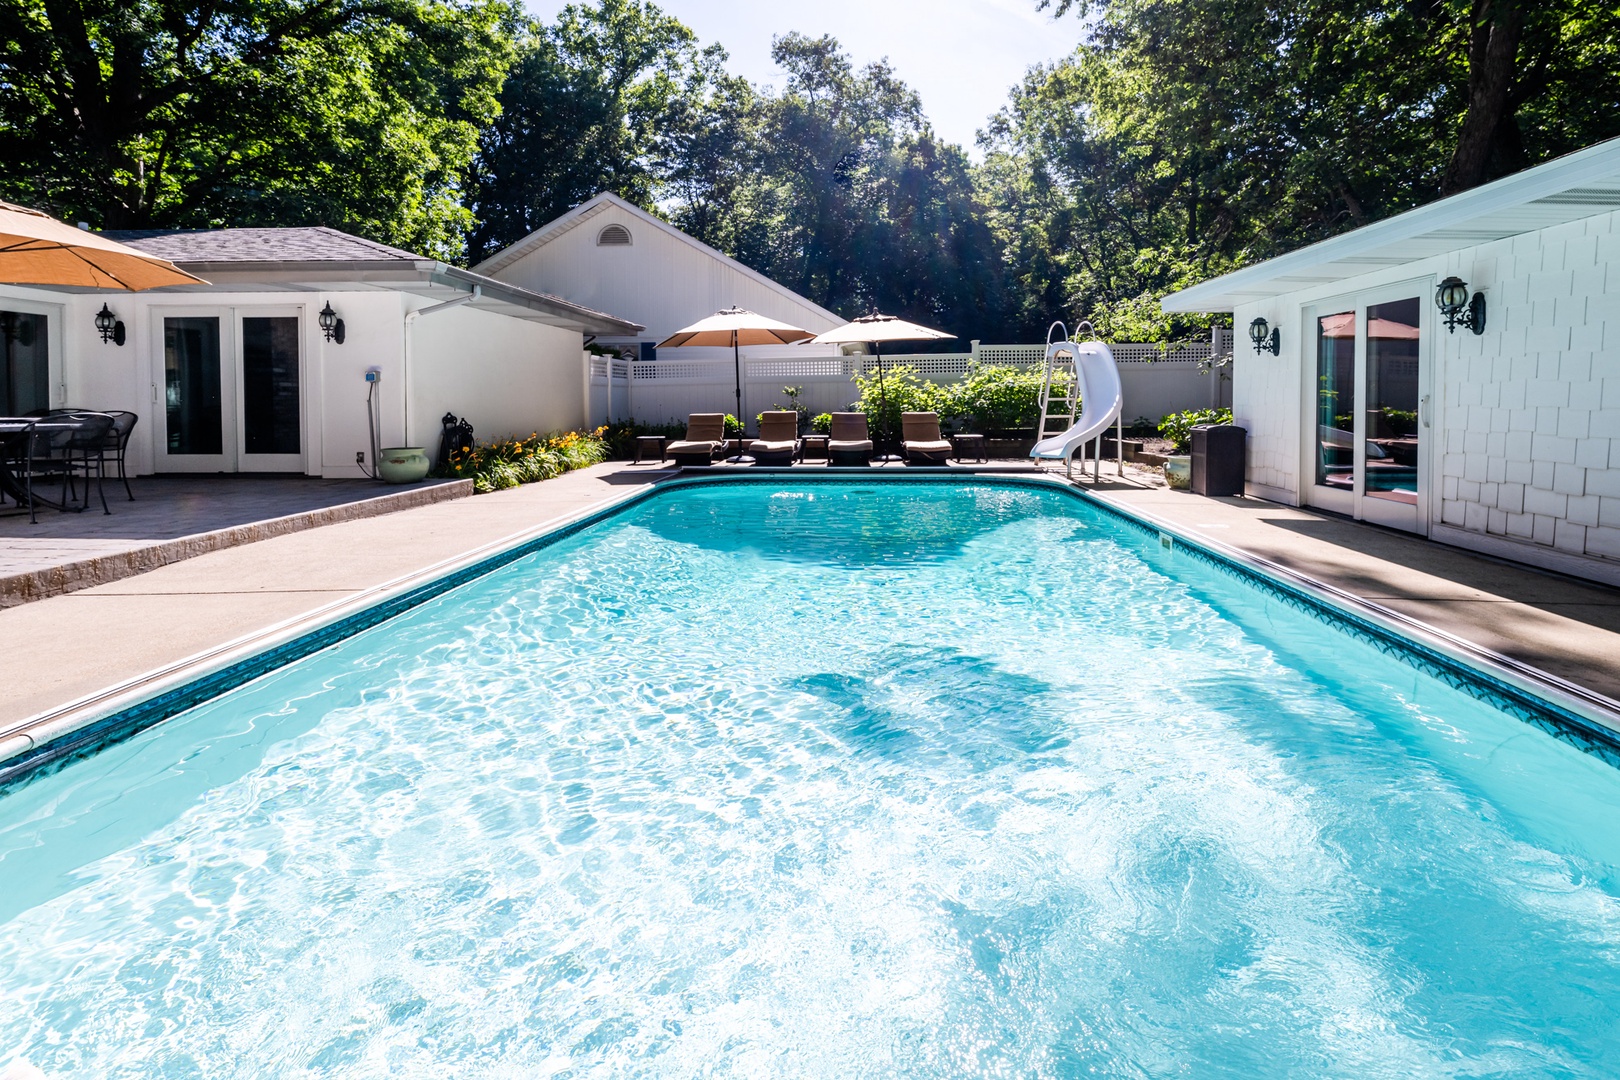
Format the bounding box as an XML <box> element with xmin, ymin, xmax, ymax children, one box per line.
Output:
<box><xmin>612</xmin><ymin>335</ymin><xmax>1232</xmax><ymax>430</ymax></box>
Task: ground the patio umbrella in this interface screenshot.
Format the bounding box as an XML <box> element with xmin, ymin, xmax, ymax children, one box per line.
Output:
<box><xmin>810</xmin><ymin>311</ymin><xmax>955</xmax><ymax>463</ymax></box>
<box><xmin>659</xmin><ymin>306</ymin><xmax>815</xmax><ymax>462</ymax></box>
<box><xmin>0</xmin><ymin>201</ymin><xmax>205</xmax><ymax>290</ymax></box>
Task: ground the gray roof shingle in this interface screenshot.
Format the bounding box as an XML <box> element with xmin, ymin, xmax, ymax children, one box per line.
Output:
<box><xmin>102</xmin><ymin>226</ymin><xmax>426</xmax><ymax>264</ymax></box>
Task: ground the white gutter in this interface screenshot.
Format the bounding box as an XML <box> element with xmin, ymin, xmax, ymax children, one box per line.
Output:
<box><xmin>401</xmin><ymin>286</ymin><xmax>479</xmax><ymax>444</ymax></box>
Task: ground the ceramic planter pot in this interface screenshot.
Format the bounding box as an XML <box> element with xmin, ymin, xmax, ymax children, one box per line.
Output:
<box><xmin>1164</xmin><ymin>454</ymin><xmax>1192</xmax><ymax>490</ymax></box>
<box><xmin>378</xmin><ymin>446</ymin><xmax>430</xmax><ymax>484</ymax></box>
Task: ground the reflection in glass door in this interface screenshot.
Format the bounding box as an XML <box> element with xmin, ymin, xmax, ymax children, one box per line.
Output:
<box><xmin>1305</xmin><ymin>289</ymin><xmax>1428</xmax><ymax>533</ymax></box>
<box><xmin>240</xmin><ymin>315</ymin><xmax>302</xmax><ymax>469</ymax></box>
<box><xmin>162</xmin><ymin>316</ymin><xmax>229</xmax><ymax>467</ymax></box>
<box><xmin>1</xmin><ymin>311</ymin><xmax>50</xmax><ymax>416</ymax></box>
<box><xmin>1364</xmin><ymin>299</ymin><xmax>1420</xmax><ymax>505</ymax></box>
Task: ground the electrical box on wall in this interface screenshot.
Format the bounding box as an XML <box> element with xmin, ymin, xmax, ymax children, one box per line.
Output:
<box><xmin>365</xmin><ymin>368</ymin><xmax>381</xmax><ymax>383</ymax></box>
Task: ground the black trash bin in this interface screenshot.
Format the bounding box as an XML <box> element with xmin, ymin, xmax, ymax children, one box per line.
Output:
<box><xmin>1190</xmin><ymin>424</ymin><xmax>1246</xmax><ymax>497</ymax></box>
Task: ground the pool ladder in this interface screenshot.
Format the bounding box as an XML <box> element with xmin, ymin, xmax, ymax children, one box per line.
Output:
<box><xmin>1035</xmin><ymin>322</ymin><xmax>1079</xmax><ymax>464</ymax></box>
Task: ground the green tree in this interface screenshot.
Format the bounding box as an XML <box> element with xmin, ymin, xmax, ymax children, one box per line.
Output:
<box><xmin>668</xmin><ymin>33</ymin><xmax>1011</xmax><ymax>338</ymax></box>
<box><xmin>465</xmin><ymin>0</ymin><xmax>720</xmax><ymax>261</ymax></box>
<box><xmin>0</xmin><ymin>0</ymin><xmax>513</xmax><ymax>258</ymax></box>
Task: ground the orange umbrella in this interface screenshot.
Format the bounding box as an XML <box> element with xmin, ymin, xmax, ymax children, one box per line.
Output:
<box><xmin>0</xmin><ymin>201</ymin><xmax>205</xmax><ymax>290</ymax></box>
<box><xmin>659</xmin><ymin>307</ymin><xmax>815</xmax><ymax>462</ymax></box>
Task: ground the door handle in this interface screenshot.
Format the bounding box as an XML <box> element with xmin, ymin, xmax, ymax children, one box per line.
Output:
<box><xmin>1421</xmin><ymin>393</ymin><xmax>1431</xmax><ymax>428</ymax></box>
<box><xmin>151</xmin><ymin>383</ymin><xmax>159</xmax><ymax>403</ymax></box>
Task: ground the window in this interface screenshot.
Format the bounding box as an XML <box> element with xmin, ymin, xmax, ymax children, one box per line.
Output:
<box><xmin>596</xmin><ymin>224</ymin><xmax>632</xmax><ymax>246</ymax></box>
<box><xmin>1</xmin><ymin>310</ymin><xmax>49</xmax><ymax>415</ymax></box>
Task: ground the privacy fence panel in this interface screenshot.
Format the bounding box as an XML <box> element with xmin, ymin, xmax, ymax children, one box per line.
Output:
<box><xmin>590</xmin><ymin>333</ymin><xmax>1233</xmax><ymax>432</ymax></box>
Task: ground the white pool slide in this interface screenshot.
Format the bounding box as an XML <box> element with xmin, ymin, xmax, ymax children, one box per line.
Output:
<box><xmin>1029</xmin><ymin>338</ymin><xmax>1123</xmax><ymax>461</ymax></box>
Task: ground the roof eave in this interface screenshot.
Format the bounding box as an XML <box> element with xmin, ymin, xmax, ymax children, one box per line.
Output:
<box><xmin>1161</xmin><ymin>134</ymin><xmax>1620</xmax><ymax>313</ymax></box>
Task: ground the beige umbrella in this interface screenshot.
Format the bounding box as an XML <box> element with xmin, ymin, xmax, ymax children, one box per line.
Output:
<box><xmin>810</xmin><ymin>311</ymin><xmax>955</xmax><ymax>463</ymax></box>
<box><xmin>659</xmin><ymin>306</ymin><xmax>815</xmax><ymax>462</ymax></box>
<box><xmin>0</xmin><ymin>201</ymin><xmax>205</xmax><ymax>290</ymax></box>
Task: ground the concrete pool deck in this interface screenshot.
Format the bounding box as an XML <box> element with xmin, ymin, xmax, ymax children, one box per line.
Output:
<box><xmin>0</xmin><ymin>459</ymin><xmax>1616</xmax><ymax>741</ymax></box>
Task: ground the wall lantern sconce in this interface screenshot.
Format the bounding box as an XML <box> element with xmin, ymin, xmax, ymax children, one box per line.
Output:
<box><xmin>1248</xmin><ymin>316</ymin><xmax>1280</xmax><ymax>355</ymax></box>
<box><xmin>94</xmin><ymin>302</ymin><xmax>126</xmax><ymax>346</ymax></box>
<box><xmin>1436</xmin><ymin>276</ymin><xmax>1486</xmax><ymax>335</ymax></box>
<box><xmin>318</xmin><ymin>301</ymin><xmax>346</xmax><ymax>344</ymax></box>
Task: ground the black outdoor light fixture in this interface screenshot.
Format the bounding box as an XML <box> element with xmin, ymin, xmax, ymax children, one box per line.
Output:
<box><xmin>1436</xmin><ymin>276</ymin><xmax>1486</xmax><ymax>335</ymax></box>
<box><xmin>94</xmin><ymin>302</ymin><xmax>126</xmax><ymax>346</ymax></box>
<box><xmin>318</xmin><ymin>301</ymin><xmax>346</xmax><ymax>344</ymax></box>
<box><xmin>1248</xmin><ymin>316</ymin><xmax>1280</xmax><ymax>355</ymax></box>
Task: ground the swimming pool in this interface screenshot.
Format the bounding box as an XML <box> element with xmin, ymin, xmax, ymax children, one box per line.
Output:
<box><xmin>2</xmin><ymin>478</ymin><xmax>1619</xmax><ymax>1077</ymax></box>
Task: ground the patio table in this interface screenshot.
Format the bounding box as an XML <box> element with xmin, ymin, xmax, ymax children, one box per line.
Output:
<box><xmin>0</xmin><ymin>417</ymin><xmax>83</xmax><ymax>519</ymax></box>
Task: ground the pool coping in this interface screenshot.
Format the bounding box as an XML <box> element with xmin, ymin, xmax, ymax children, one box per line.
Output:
<box><xmin>3</xmin><ymin>470</ymin><xmax>1618</xmax><ymax>788</ymax></box>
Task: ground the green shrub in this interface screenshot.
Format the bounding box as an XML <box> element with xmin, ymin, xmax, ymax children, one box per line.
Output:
<box><xmin>1157</xmin><ymin>408</ymin><xmax>1233</xmax><ymax>454</ymax></box>
<box><xmin>850</xmin><ymin>364</ymin><xmax>952</xmax><ymax>436</ymax></box>
<box><xmin>810</xmin><ymin>412</ymin><xmax>832</xmax><ymax>434</ymax></box>
<box><xmin>437</xmin><ymin>428</ymin><xmax>609</xmax><ymax>493</ymax></box>
<box><xmin>950</xmin><ymin>363</ymin><xmax>1062</xmax><ymax>435</ymax></box>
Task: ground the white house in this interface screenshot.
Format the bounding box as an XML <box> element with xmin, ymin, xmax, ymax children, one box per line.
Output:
<box><xmin>0</xmin><ymin>227</ymin><xmax>640</xmax><ymax>479</ymax></box>
<box><xmin>472</xmin><ymin>193</ymin><xmax>846</xmax><ymax>357</ymax></box>
<box><xmin>1163</xmin><ymin>136</ymin><xmax>1620</xmax><ymax>587</ymax></box>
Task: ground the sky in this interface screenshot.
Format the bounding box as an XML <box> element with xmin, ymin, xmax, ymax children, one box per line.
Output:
<box><xmin>524</xmin><ymin>0</ymin><xmax>1085</xmax><ymax>153</ymax></box>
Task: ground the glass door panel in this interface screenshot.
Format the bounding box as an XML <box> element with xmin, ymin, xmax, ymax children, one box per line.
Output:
<box><xmin>1314</xmin><ymin>311</ymin><xmax>1356</xmax><ymax>502</ymax></box>
<box><xmin>165</xmin><ymin>317</ymin><xmax>224</xmax><ymax>456</ymax></box>
<box><xmin>1</xmin><ymin>311</ymin><xmax>50</xmax><ymax>416</ymax></box>
<box><xmin>156</xmin><ymin>314</ymin><xmax>235</xmax><ymax>471</ymax></box>
<box><xmin>240</xmin><ymin>316</ymin><xmax>302</xmax><ymax>467</ymax></box>
<box><xmin>1364</xmin><ymin>298</ymin><xmax>1420</xmax><ymax>505</ymax></box>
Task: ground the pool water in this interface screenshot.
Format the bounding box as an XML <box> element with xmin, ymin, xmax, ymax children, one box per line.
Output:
<box><xmin>3</xmin><ymin>480</ymin><xmax>1619</xmax><ymax>1078</ymax></box>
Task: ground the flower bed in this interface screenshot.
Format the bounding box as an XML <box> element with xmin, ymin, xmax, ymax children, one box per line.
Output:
<box><xmin>437</xmin><ymin>428</ymin><xmax>610</xmax><ymax>493</ymax></box>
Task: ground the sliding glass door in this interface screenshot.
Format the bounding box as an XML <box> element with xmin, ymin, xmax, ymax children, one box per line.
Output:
<box><xmin>239</xmin><ymin>312</ymin><xmax>303</xmax><ymax>471</ymax></box>
<box><xmin>1304</xmin><ymin>284</ymin><xmax>1431</xmax><ymax>534</ymax></box>
<box><xmin>153</xmin><ymin>307</ymin><xmax>305</xmax><ymax>472</ymax></box>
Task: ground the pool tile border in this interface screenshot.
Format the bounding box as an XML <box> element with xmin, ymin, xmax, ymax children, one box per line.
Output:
<box><xmin>3</xmin><ymin>471</ymin><xmax>1617</xmax><ymax>789</ymax></box>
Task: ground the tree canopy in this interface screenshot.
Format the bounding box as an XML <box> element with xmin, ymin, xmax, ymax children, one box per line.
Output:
<box><xmin>3</xmin><ymin>0</ymin><xmax>1617</xmax><ymax>337</ymax></box>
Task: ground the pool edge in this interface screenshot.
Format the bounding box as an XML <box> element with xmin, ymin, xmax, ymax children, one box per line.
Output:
<box><xmin>3</xmin><ymin>471</ymin><xmax>1618</xmax><ymax>788</ymax></box>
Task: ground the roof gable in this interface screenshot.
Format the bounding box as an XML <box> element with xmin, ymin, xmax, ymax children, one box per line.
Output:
<box><xmin>471</xmin><ymin>193</ymin><xmax>844</xmax><ymax>324</ymax></box>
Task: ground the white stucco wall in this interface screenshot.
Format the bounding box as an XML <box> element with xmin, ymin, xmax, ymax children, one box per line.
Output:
<box><xmin>406</xmin><ymin>303</ymin><xmax>587</xmax><ymax>451</ymax></box>
<box><xmin>0</xmin><ymin>283</ymin><xmax>588</xmax><ymax>480</ymax></box>
<box><xmin>1231</xmin><ymin>208</ymin><xmax>1620</xmax><ymax>583</ymax></box>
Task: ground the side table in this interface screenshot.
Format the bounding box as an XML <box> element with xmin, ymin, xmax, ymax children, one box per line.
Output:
<box><xmin>950</xmin><ymin>433</ymin><xmax>988</xmax><ymax>463</ymax></box>
<box><xmin>799</xmin><ymin>434</ymin><xmax>830</xmax><ymax>462</ymax></box>
<box><xmin>634</xmin><ymin>435</ymin><xmax>668</xmax><ymax>464</ymax></box>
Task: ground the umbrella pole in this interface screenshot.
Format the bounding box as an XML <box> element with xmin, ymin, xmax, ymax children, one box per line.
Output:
<box><xmin>729</xmin><ymin>332</ymin><xmax>752</xmax><ymax>463</ymax></box>
<box><xmin>874</xmin><ymin>341</ymin><xmax>899</xmax><ymax>465</ymax></box>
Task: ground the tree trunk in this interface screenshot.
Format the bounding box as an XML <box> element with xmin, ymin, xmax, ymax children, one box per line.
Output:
<box><xmin>1441</xmin><ymin>0</ymin><xmax>1526</xmax><ymax>195</ymax></box>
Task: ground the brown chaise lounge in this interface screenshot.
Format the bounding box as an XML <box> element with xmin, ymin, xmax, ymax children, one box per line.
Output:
<box><xmin>668</xmin><ymin>413</ymin><xmax>726</xmax><ymax>466</ymax></box>
<box><xmin>749</xmin><ymin>411</ymin><xmax>799</xmax><ymax>465</ymax></box>
<box><xmin>827</xmin><ymin>412</ymin><xmax>873</xmax><ymax>466</ymax></box>
<box><xmin>901</xmin><ymin>411</ymin><xmax>953</xmax><ymax>464</ymax></box>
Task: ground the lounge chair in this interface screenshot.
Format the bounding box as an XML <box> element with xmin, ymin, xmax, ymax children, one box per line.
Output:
<box><xmin>668</xmin><ymin>413</ymin><xmax>726</xmax><ymax>466</ymax></box>
<box><xmin>827</xmin><ymin>412</ymin><xmax>873</xmax><ymax>466</ymax></box>
<box><xmin>901</xmin><ymin>412</ymin><xmax>952</xmax><ymax>464</ymax></box>
<box><xmin>749</xmin><ymin>411</ymin><xmax>799</xmax><ymax>465</ymax></box>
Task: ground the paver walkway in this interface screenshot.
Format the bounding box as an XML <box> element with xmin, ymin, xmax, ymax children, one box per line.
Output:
<box><xmin>0</xmin><ymin>476</ymin><xmax>457</xmax><ymax>584</ymax></box>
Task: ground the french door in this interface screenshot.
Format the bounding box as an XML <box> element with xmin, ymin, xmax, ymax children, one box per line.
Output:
<box><xmin>154</xmin><ymin>307</ymin><xmax>305</xmax><ymax>472</ymax></box>
<box><xmin>1303</xmin><ymin>283</ymin><xmax>1432</xmax><ymax>534</ymax></box>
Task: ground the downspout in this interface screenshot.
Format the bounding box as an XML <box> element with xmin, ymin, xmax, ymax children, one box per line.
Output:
<box><xmin>402</xmin><ymin>286</ymin><xmax>479</xmax><ymax>448</ymax></box>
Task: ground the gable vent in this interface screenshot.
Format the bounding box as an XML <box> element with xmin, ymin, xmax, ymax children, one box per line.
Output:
<box><xmin>596</xmin><ymin>224</ymin><xmax>632</xmax><ymax>246</ymax></box>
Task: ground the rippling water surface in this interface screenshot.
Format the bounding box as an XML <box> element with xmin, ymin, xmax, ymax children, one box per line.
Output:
<box><xmin>3</xmin><ymin>481</ymin><xmax>1619</xmax><ymax>1078</ymax></box>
